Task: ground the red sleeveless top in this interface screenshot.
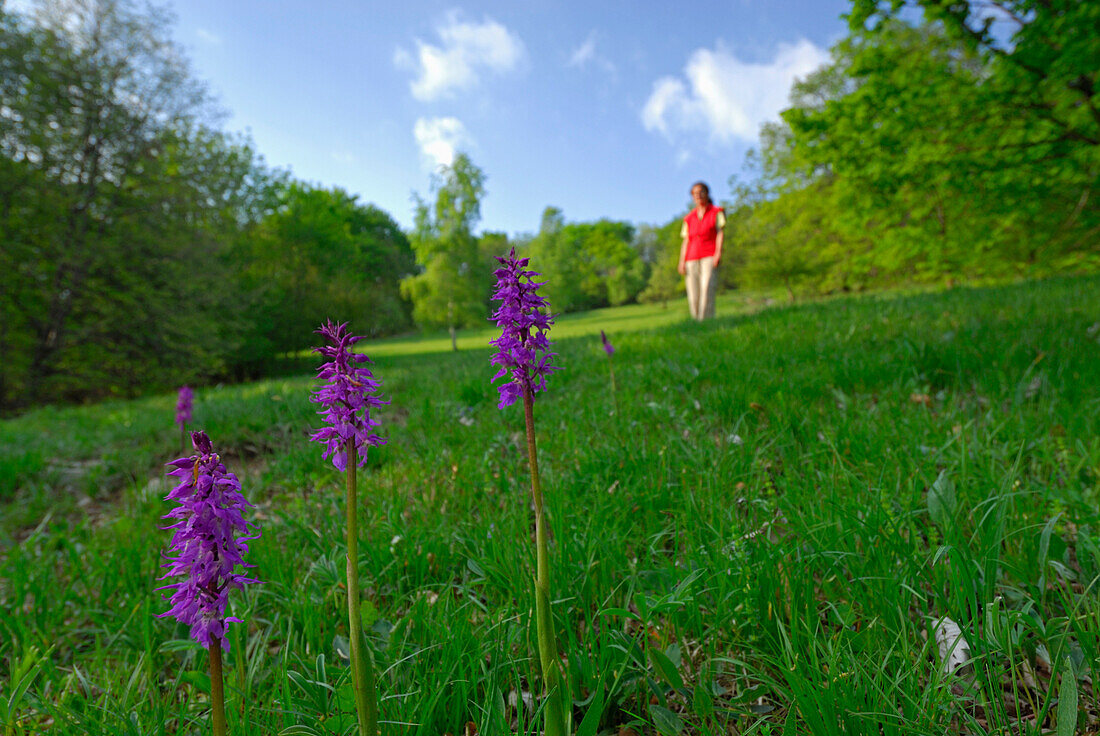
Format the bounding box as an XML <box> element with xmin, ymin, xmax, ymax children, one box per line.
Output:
<box><xmin>683</xmin><ymin>205</ymin><xmax>723</xmax><ymax>261</ymax></box>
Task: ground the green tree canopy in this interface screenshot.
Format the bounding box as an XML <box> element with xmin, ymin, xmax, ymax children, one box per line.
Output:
<box><xmin>728</xmin><ymin>1</ymin><xmax>1099</xmax><ymax>299</ymax></box>
<box><xmin>527</xmin><ymin>209</ymin><xmax>645</xmax><ymax>312</ymax></box>
<box><xmin>233</xmin><ymin>183</ymin><xmax>415</xmax><ymax>372</ymax></box>
<box><xmin>400</xmin><ymin>153</ymin><xmax>489</xmax><ymax>349</ymax></box>
<box><xmin>0</xmin><ymin>0</ymin><xmax>274</xmax><ymax>409</ymax></box>
<box><xmin>636</xmin><ymin>218</ymin><xmax>684</xmax><ymax>308</ymax></box>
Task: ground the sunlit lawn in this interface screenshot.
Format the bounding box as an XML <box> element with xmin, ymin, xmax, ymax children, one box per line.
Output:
<box><xmin>324</xmin><ymin>292</ymin><xmax>750</xmax><ymax>359</ymax></box>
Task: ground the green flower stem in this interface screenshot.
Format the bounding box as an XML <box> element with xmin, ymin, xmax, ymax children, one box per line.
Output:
<box><xmin>523</xmin><ymin>389</ymin><xmax>568</xmax><ymax>736</ymax></box>
<box><xmin>209</xmin><ymin>639</ymin><xmax>227</xmax><ymax>736</ymax></box>
<box><xmin>235</xmin><ymin>625</ymin><xmax>247</xmax><ymax>718</ymax></box>
<box><xmin>606</xmin><ymin>357</ymin><xmax>618</xmax><ymax>415</ymax></box>
<box><xmin>345</xmin><ymin>441</ymin><xmax>379</xmax><ymax>736</ymax></box>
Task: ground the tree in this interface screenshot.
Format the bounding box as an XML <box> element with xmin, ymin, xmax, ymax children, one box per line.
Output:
<box><xmin>636</xmin><ymin>219</ymin><xmax>684</xmax><ymax>308</ymax></box>
<box><xmin>570</xmin><ymin>220</ymin><xmax>644</xmax><ymax>307</ymax></box>
<box><xmin>527</xmin><ymin>206</ymin><xmax>589</xmax><ymax>313</ymax></box>
<box><xmin>527</xmin><ymin>209</ymin><xmax>644</xmax><ymax>312</ymax></box>
<box><xmin>781</xmin><ymin>5</ymin><xmax>1099</xmax><ymax>278</ymax></box>
<box><xmin>233</xmin><ymin>183</ymin><xmax>415</xmax><ymax>373</ymax></box>
<box><xmin>477</xmin><ymin>230</ymin><xmax>511</xmax><ymax>312</ymax></box>
<box><xmin>400</xmin><ymin>153</ymin><xmax>488</xmax><ymax>350</ymax></box>
<box><xmin>0</xmin><ymin>0</ymin><xmax>273</xmax><ymax>408</ymax></box>
<box><xmin>736</xmin><ymin>182</ymin><xmax>859</xmax><ymax>300</ymax></box>
<box><xmin>849</xmin><ymin>0</ymin><xmax>1100</xmax><ymax>161</ymax></box>
<box><xmin>723</xmin><ymin>5</ymin><xmax>1099</xmax><ymax>297</ymax></box>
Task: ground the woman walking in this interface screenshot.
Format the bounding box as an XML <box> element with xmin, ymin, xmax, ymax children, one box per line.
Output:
<box><xmin>678</xmin><ymin>181</ymin><xmax>725</xmax><ymax>320</ymax></box>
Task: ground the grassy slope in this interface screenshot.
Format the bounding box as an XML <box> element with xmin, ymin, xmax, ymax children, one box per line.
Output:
<box><xmin>1</xmin><ymin>276</ymin><xmax>1098</xmax><ymax>735</ymax></box>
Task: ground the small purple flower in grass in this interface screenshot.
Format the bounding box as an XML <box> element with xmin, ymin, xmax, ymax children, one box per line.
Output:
<box><xmin>175</xmin><ymin>385</ymin><xmax>193</xmax><ymax>429</ymax></box>
<box><xmin>490</xmin><ymin>248</ymin><xmax>560</xmax><ymax>409</ymax></box>
<box><xmin>310</xmin><ymin>321</ymin><xmax>387</xmax><ymax>470</ymax></box>
<box><xmin>158</xmin><ymin>430</ymin><xmax>260</xmax><ymax>650</ymax></box>
<box><xmin>600</xmin><ymin>330</ymin><xmax>615</xmax><ymax>356</ymax></box>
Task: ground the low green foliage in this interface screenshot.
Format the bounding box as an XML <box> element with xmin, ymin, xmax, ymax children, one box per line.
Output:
<box><xmin>735</xmin><ymin>2</ymin><xmax>1100</xmax><ymax>298</ymax></box>
<box><xmin>1</xmin><ymin>275</ymin><xmax>1098</xmax><ymax>734</ymax></box>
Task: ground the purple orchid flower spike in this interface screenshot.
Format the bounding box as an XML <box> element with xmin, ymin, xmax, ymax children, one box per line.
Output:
<box><xmin>489</xmin><ymin>248</ymin><xmax>561</xmax><ymax>409</ymax></box>
<box><xmin>310</xmin><ymin>320</ymin><xmax>385</xmax><ymax>735</ymax></box>
<box><xmin>175</xmin><ymin>385</ymin><xmax>195</xmax><ymax>453</ymax></box>
<box><xmin>175</xmin><ymin>386</ymin><xmax>194</xmax><ymax>429</ymax></box>
<box><xmin>600</xmin><ymin>330</ymin><xmax>615</xmax><ymax>356</ymax></box>
<box><xmin>310</xmin><ymin>320</ymin><xmax>387</xmax><ymax>470</ymax></box>
<box><xmin>489</xmin><ymin>248</ymin><xmax>568</xmax><ymax>736</ymax></box>
<box><xmin>158</xmin><ymin>430</ymin><xmax>261</xmax><ymax>650</ymax></box>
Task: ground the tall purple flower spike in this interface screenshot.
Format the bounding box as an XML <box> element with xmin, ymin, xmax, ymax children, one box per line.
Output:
<box><xmin>600</xmin><ymin>330</ymin><xmax>615</xmax><ymax>356</ymax></box>
<box><xmin>490</xmin><ymin>248</ymin><xmax>560</xmax><ymax>409</ymax></box>
<box><xmin>310</xmin><ymin>320</ymin><xmax>387</xmax><ymax>471</ymax></box>
<box><xmin>175</xmin><ymin>385</ymin><xmax>193</xmax><ymax>429</ymax></box>
<box><xmin>158</xmin><ymin>431</ymin><xmax>261</xmax><ymax>650</ymax></box>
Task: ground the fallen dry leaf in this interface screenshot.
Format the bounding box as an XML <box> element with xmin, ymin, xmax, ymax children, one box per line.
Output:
<box><xmin>910</xmin><ymin>393</ymin><xmax>933</xmax><ymax>408</ymax></box>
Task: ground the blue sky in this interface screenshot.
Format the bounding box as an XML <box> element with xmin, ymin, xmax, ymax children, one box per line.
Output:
<box><xmin>167</xmin><ymin>0</ymin><xmax>851</xmax><ymax>235</ymax></box>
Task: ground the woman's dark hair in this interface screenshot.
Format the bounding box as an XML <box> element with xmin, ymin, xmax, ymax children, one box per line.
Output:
<box><xmin>690</xmin><ymin>181</ymin><xmax>711</xmax><ymax>205</ymax></box>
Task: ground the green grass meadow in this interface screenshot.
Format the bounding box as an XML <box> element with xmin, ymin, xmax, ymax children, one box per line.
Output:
<box><xmin>2</xmin><ymin>276</ymin><xmax>1099</xmax><ymax>734</ymax></box>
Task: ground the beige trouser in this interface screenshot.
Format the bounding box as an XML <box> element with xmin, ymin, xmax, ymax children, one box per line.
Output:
<box><xmin>685</xmin><ymin>257</ymin><xmax>717</xmax><ymax>320</ymax></box>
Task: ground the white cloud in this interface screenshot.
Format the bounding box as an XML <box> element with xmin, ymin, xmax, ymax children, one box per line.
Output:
<box><xmin>331</xmin><ymin>150</ymin><xmax>357</xmax><ymax>165</ymax></box>
<box><xmin>642</xmin><ymin>39</ymin><xmax>828</xmax><ymax>144</ymax></box>
<box><xmin>196</xmin><ymin>27</ymin><xmax>222</xmax><ymax>45</ymax></box>
<box><xmin>568</xmin><ymin>32</ymin><xmax>597</xmax><ymax>67</ymax></box>
<box><xmin>413</xmin><ymin>117</ymin><xmax>471</xmax><ymax>168</ymax></box>
<box><xmin>567</xmin><ymin>30</ymin><xmax>616</xmax><ymax>78</ymax></box>
<box><xmin>642</xmin><ymin>77</ymin><xmax>689</xmax><ymax>138</ymax></box>
<box><xmin>395</xmin><ymin>12</ymin><xmax>524</xmax><ymax>101</ymax></box>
